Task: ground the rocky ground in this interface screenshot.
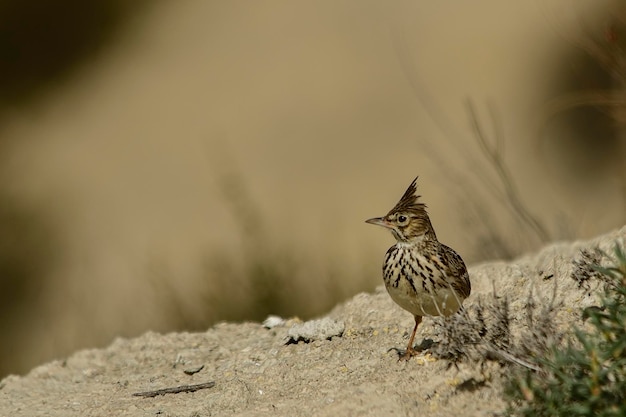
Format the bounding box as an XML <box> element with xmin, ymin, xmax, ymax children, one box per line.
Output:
<box><xmin>1</xmin><ymin>226</ymin><xmax>624</xmax><ymax>417</ymax></box>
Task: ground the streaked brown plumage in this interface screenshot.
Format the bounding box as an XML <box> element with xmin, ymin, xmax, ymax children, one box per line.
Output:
<box><xmin>366</xmin><ymin>177</ymin><xmax>471</xmax><ymax>360</ymax></box>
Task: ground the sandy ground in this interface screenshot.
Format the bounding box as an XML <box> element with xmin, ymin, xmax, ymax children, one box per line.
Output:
<box><xmin>2</xmin><ymin>0</ymin><xmax>625</xmax><ymax>380</ymax></box>
<box><xmin>1</xmin><ymin>225</ymin><xmax>624</xmax><ymax>417</ymax></box>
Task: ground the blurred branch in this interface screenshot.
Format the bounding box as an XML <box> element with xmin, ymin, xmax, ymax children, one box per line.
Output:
<box><xmin>391</xmin><ymin>30</ymin><xmax>504</xmax><ymax>202</ymax></box>
<box><xmin>570</xmin><ymin>13</ymin><xmax>626</xmax><ymax>85</ymax></box>
<box><xmin>538</xmin><ymin>89</ymin><xmax>626</xmax><ymax>126</ymax></box>
<box><xmin>539</xmin><ymin>4</ymin><xmax>626</xmax><ymax>222</ymax></box>
<box><xmin>538</xmin><ymin>90</ymin><xmax>626</xmax><ymax>219</ymax></box>
<box><xmin>392</xmin><ymin>30</ymin><xmax>553</xmax><ymax>259</ymax></box>
<box><xmin>467</xmin><ymin>100</ymin><xmax>551</xmax><ymax>244</ymax></box>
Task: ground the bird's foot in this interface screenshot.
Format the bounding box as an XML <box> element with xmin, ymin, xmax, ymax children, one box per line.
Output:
<box><xmin>389</xmin><ymin>338</ymin><xmax>434</xmax><ymax>361</ymax></box>
<box><xmin>398</xmin><ymin>347</ymin><xmax>420</xmax><ymax>361</ymax></box>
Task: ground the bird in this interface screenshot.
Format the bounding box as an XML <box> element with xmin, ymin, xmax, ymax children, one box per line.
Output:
<box><xmin>366</xmin><ymin>177</ymin><xmax>471</xmax><ymax>360</ymax></box>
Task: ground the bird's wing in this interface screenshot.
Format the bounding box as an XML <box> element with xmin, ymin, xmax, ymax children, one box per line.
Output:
<box><xmin>441</xmin><ymin>244</ymin><xmax>471</xmax><ymax>299</ymax></box>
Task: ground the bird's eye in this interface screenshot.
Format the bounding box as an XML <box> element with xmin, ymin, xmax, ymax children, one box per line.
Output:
<box><xmin>397</xmin><ymin>214</ymin><xmax>409</xmax><ymax>225</ymax></box>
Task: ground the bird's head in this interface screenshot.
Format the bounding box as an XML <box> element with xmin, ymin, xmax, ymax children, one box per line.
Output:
<box><xmin>365</xmin><ymin>177</ymin><xmax>435</xmax><ymax>243</ymax></box>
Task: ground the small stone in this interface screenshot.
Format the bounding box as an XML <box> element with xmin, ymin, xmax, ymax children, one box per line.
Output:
<box><xmin>183</xmin><ymin>365</ymin><xmax>204</xmax><ymax>375</ymax></box>
<box><xmin>285</xmin><ymin>318</ymin><xmax>345</xmax><ymax>343</ymax></box>
<box><xmin>263</xmin><ymin>315</ymin><xmax>286</xmax><ymax>329</ymax></box>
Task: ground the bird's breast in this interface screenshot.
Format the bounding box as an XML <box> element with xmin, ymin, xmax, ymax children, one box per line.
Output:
<box><xmin>382</xmin><ymin>245</ymin><xmax>463</xmax><ymax>317</ymax></box>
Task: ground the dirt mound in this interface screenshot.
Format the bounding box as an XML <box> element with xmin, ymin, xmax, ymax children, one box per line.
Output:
<box><xmin>1</xmin><ymin>226</ymin><xmax>624</xmax><ymax>417</ymax></box>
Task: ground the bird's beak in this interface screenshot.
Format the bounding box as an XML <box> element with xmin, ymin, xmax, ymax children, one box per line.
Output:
<box><xmin>365</xmin><ymin>216</ymin><xmax>392</xmax><ymax>229</ymax></box>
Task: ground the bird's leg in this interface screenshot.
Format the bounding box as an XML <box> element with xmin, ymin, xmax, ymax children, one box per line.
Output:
<box><xmin>399</xmin><ymin>315</ymin><xmax>422</xmax><ymax>361</ymax></box>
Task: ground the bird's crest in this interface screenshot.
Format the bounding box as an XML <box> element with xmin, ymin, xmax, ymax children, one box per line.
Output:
<box><xmin>388</xmin><ymin>177</ymin><xmax>427</xmax><ymax>215</ymax></box>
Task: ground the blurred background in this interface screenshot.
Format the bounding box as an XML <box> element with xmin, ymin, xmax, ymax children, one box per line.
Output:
<box><xmin>0</xmin><ymin>0</ymin><xmax>624</xmax><ymax>378</ymax></box>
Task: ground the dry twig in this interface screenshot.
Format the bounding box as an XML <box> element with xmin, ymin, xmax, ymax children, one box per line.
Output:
<box><xmin>132</xmin><ymin>381</ymin><xmax>215</xmax><ymax>398</ymax></box>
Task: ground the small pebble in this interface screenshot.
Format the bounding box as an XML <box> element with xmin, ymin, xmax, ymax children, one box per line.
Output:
<box><xmin>286</xmin><ymin>318</ymin><xmax>345</xmax><ymax>343</ymax></box>
<box><xmin>263</xmin><ymin>315</ymin><xmax>286</xmax><ymax>329</ymax></box>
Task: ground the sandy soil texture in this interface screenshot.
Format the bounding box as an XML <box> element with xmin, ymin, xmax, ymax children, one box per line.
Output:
<box><xmin>1</xmin><ymin>226</ymin><xmax>624</xmax><ymax>417</ymax></box>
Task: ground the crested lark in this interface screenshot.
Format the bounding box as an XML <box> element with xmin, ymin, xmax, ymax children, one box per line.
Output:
<box><xmin>366</xmin><ymin>177</ymin><xmax>471</xmax><ymax>360</ymax></box>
